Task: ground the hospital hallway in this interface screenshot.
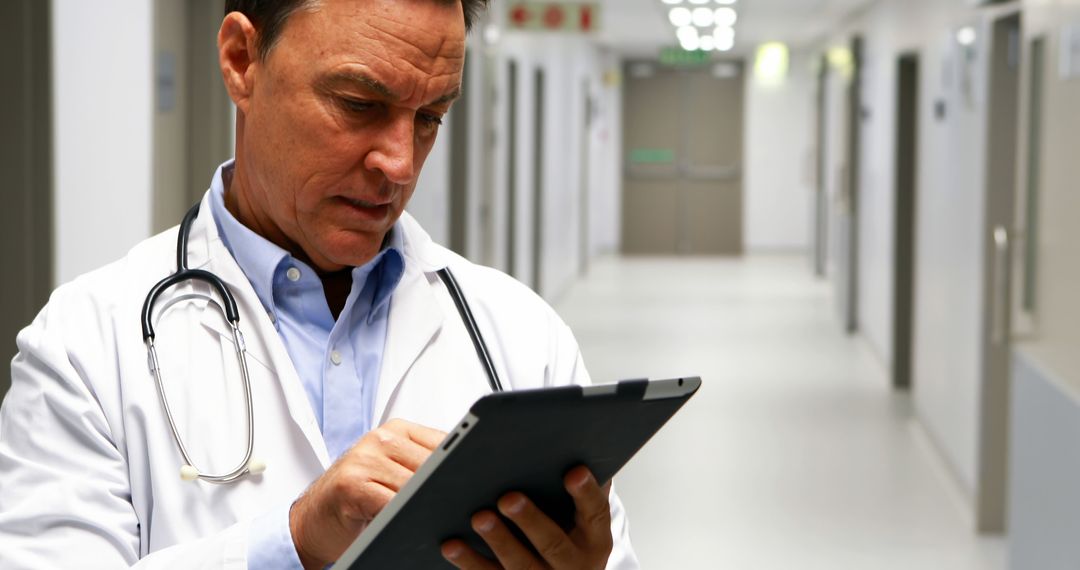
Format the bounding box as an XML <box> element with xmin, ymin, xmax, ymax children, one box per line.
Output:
<box><xmin>5</xmin><ymin>0</ymin><xmax>1080</xmax><ymax>567</ymax></box>
<box><xmin>556</xmin><ymin>256</ymin><xmax>1007</xmax><ymax>570</ymax></box>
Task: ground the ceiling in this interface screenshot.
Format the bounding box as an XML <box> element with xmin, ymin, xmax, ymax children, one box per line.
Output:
<box><xmin>595</xmin><ymin>0</ymin><xmax>878</xmax><ymax>56</ymax></box>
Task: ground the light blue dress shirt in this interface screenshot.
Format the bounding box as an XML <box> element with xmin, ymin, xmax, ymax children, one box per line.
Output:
<box><xmin>206</xmin><ymin>164</ymin><xmax>405</xmax><ymax>569</ymax></box>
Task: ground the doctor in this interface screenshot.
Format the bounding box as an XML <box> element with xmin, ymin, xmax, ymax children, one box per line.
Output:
<box><xmin>0</xmin><ymin>0</ymin><xmax>639</xmax><ymax>568</ymax></box>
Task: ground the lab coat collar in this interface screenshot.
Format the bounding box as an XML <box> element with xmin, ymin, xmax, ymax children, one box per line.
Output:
<box><xmin>187</xmin><ymin>190</ymin><xmax>332</xmax><ymax>468</ymax></box>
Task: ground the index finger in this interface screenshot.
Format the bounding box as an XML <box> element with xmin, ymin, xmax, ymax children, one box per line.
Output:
<box><xmin>383</xmin><ymin>418</ymin><xmax>448</xmax><ymax>451</ymax></box>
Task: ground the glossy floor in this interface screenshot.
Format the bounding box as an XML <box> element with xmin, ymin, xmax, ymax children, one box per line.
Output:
<box><xmin>556</xmin><ymin>256</ymin><xmax>1006</xmax><ymax>570</ymax></box>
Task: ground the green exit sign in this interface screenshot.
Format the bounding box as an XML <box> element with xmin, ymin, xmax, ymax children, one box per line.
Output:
<box><xmin>660</xmin><ymin>47</ymin><xmax>710</xmax><ymax>66</ymax></box>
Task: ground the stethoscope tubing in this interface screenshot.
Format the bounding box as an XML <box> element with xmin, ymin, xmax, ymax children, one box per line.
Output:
<box><xmin>142</xmin><ymin>203</ymin><xmax>503</xmax><ymax>484</ymax></box>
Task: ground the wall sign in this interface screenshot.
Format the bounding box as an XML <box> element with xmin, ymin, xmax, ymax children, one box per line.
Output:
<box><xmin>1061</xmin><ymin>22</ymin><xmax>1080</xmax><ymax>80</ymax></box>
<box><xmin>659</xmin><ymin>47</ymin><xmax>710</xmax><ymax>66</ymax></box>
<box><xmin>508</xmin><ymin>2</ymin><xmax>599</xmax><ymax>33</ymax></box>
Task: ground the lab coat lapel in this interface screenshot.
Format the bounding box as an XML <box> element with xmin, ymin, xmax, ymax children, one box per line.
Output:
<box><xmin>187</xmin><ymin>198</ymin><xmax>332</xmax><ymax>468</ymax></box>
<box><xmin>374</xmin><ymin>262</ymin><xmax>445</xmax><ymax>425</ymax></box>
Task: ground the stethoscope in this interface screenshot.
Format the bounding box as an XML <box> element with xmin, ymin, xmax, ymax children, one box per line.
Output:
<box><xmin>141</xmin><ymin>203</ymin><xmax>504</xmax><ymax>484</ymax></box>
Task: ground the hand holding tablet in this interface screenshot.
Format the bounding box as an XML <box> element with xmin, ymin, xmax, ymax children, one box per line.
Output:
<box><xmin>331</xmin><ymin>377</ymin><xmax>701</xmax><ymax>569</ymax></box>
<box><xmin>441</xmin><ymin>465</ymin><xmax>615</xmax><ymax>569</ymax></box>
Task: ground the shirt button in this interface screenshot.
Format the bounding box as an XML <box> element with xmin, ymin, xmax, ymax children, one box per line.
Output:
<box><xmin>330</xmin><ymin>350</ymin><xmax>343</xmax><ymax>366</ymax></box>
<box><xmin>286</xmin><ymin>267</ymin><xmax>301</xmax><ymax>282</ymax></box>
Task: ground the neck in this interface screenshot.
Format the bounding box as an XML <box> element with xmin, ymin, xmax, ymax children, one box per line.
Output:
<box><xmin>223</xmin><ymin>164</ymin><xmax>353</xmax><ymax>319</ymax></box>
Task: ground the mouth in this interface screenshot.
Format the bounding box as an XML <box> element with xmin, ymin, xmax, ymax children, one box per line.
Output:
<box><xmin>337</xmin><ymin>196</ymin><xmax>392</xmax><ymax>220</ymax></box>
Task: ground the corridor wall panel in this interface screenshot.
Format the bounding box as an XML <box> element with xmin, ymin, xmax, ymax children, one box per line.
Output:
<box><xmin>1010</xmin><ymin>0</ymin><xmax>1080</xmax><ymax>559</ymax></box>
<box><xmin>743</xmin><ymin>51</ymin><xmax>814</xmax><ymax>252</ymax></box>
<box><xmin>815</xmin><ymin>0</ymin><xmax>994</xmax><ymax>504</ymax></box>
<box><xmin>53</xmin><ymin>0</ymin><xmax>154</xmax><ymax>285</ymax></box>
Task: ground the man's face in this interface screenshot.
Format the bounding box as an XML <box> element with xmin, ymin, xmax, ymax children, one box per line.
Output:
<box><xmin>235</xmin><ymin>0</ymin><xmax>465</xmax><ymax>270</ymax></box>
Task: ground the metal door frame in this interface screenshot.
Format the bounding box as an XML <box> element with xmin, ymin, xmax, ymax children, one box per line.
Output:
<box><xmin>813</xmin><ymin>55</ymin><xmax>829</xmax><ymax>277</ymax></box>
<box><xmin>893</xmin><ymin>53</ymin><xmax>920</xmax><ymax>390</ymax></box>
<box><xmin>506</xmin><ymin>60</ymin><xmax>519</xmax><ymax>278</ymax></box>
<box><xmin>531</xmin><ymin>67</ymin><xmax>545</xmax><ymax>294</ymax></box>
<box><xmin>843</xmin><ymin>36</ymin><xmax>864</xmax><ymax>334</ymax></box>
<box><xmin>977</xmin><ymin>9</ymin><xmax>1023</xmax><ymax>533</ymax></box>
<box><xmin>449</xmin><ymin>50</ymin><xmax>470</xmax><ymax>256</ymax></box>
<box><xmin>0</xmin><ymin>0</ymin><xmax>53</xmax><ymax>397</ymax></box>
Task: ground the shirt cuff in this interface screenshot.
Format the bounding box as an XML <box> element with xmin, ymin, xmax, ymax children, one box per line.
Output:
<box><xmin>248</xmin><ymin>501</ymin><xmax>304</xmax><ymax>570</ymax></box>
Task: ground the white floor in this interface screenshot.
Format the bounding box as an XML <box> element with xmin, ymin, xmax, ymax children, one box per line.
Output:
<box><xmin>555</xmin><ymin>255</ymin><xmax>1006</xmax><ymax>570</ymax></box>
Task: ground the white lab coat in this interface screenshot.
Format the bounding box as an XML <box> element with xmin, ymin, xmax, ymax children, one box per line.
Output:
<box><xmin>0</xmin><ymin>192</ymin><xmax>639</xmax><ymax>569</ymax></box>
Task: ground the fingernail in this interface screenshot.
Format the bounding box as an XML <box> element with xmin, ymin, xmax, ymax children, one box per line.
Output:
<box><xmin>443</xmin><ymin>544</ymin><xmax>462</xmax><ymax>560</ymax></box>
<box><xmin>572</xmin><ymin>469</ymin><xmax>592</xmax><ymax>489</ymax></box>
<box><xmin>474</xmin><ymin>513</ymin><xmax>496</xmax><ymax>533</ymax></box>
<box><xmin>504</xmin><ymin>494</ymin><xmax>526</xmax><ymax>515</ymax></box>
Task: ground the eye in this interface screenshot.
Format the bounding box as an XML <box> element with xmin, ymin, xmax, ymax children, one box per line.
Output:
<box><xmin>417</xmin><ymin>112</ymin><xmax>444</xmax><ymax>128</ymax></box>
<box><xmin>339</xmin><ymin>98</ymin><xmax>374</xmax><ymax>114</ymax></box>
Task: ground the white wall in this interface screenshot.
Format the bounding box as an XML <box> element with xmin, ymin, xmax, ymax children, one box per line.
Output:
<box><xmin>409</xmin><ymin>17</ymin><xmax>623</xmax><ymax>301</ymax></box>
<box><xmin>53</xmin><ymin>0</ymin><xmax>154</xmax><ymax>285</ymax></box>
<box><xmin>817</xmin><ymin>0</ymin><xmax>992</xmax><ymax>500</ymax></box>
<box><xmin>743</xmin><ymin>51</ymin><xmax>814</xmax><ymax>252</ymax></box>
<box><xmin>589</xmin><ymin>50</ymin><xmax>623</xmax><ymax>257</ymax></box>
<box><xmin>407</xmin><ymin>121</ymin><xmax>452</xmax><ymax>247</ymax></box>
<box><xmin>492</xmin><ymin>28</ymin><xmax>622</xmax><ymax>299</ymax></box>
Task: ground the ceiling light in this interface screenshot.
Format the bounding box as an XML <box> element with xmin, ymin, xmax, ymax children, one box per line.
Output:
<box><xmin>714</xmin><ymin>26</ymin><xmax>735</xmax><ymax>51</ymax></box>
<box><xmin>692</xmin><ymin>7</ymin><xmax>714</xmax><ymax>27</ymax></box>
<box><xmin>679</xmin><ymin>33</ymin><xmax>702</xmax><ymax>51</ymax></box>
<box><xmin>714</xmin><ymin>7</ymin><xmax>737</xmax><ymax>27</ymax></box>
<box><xmin>483</xmin><ymin>24</ymin><xmax>500</xmax><ymax>45</ymax></box>
<box><xmin>699</xmin><ymin>35</ymin><xmax>717</xmax><ymax>51</ymax></box>
<box><xmin>677</xmin><ymin>25</ymin><xmax>700</xmax><ymax>51</ymax></box>
<box><xmin>661</xmin><ymin>0</ymin><xmax>683</xmax><ymax>4</ymax></box>
<box><xmin>715</xmin><ymin>0</ymin><xmax>737</xmax><ymax>4</ymax></box>
<box><xmin>669</xmin><ymin>7</ymin><xmax>692</xmax><ymax>27</ymax></box>
<box><xmin>677</xmin><ymin>25</ymin><xmax>699</xmax><ymax>42</ymax></box>
<box><xmin>755</xmin><ymin>42</ymin><xmax>790</xmax><ymax>84</ymax></box>
<box><xmin>956</xmin><ymin>26</ymin><xmax>977</xmax><ymax>46</ymax></box>
<box><xmin>688</xmin><ymin>0</ymin><xmax>711</xmax><ymax>4</ymax></box>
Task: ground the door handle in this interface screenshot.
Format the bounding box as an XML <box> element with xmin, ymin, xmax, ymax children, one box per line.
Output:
<box><xmin>992</xmin><ymin>226</ymin><xmax>1010</xmax><ymax>345</ymax></box>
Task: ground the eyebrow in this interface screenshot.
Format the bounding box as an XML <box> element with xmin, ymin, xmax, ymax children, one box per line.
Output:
<box><xmin>318</xmin><ymin>71</ymin><xmax>462</xmax><ymax>107</ymax></box>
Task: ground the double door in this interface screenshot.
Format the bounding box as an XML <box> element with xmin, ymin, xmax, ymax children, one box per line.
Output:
<box><xmin>622</xmin><ymin>63</ymin><xmax>744</xmax><ymax>255</ymax></box>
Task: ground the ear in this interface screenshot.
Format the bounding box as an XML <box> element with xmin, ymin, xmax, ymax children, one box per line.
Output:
<box><xmin>218</xmin><ymin>12</ymin><xmax>260</xmax><ymax>114</ymax></box>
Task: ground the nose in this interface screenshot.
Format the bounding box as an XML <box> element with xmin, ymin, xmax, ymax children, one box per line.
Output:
<box><xmin>364</xmin><ymin>112</ymin><xmax>416</xmax><ymax>185</ymax></box>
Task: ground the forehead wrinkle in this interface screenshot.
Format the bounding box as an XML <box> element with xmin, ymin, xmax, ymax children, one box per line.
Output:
<box><xmin>317</xmin><ymin>71</ymin><xmax>398</xmax><ymax>99</ymax></box>
<box><xmin>343</xmin><ymin>47</ymin><xmax>463</xmax><ymax>106</ymax></box>
<box><xmin>362</xmin><ymin>12</ymin><xmax>464</xmax><ymax>63</ymax></box>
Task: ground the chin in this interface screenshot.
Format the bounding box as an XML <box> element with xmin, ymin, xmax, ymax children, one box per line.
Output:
<box><xmin>322</xmin><ymin>234</ymin><xmax>385</xmax><ymax>267</ymax></box>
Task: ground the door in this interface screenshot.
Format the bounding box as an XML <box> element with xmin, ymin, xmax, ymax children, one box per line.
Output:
<box><xmin>0</xmin><ymin>0</ymin><xmax>53</xmax><ymax>397</ymax></box>
<box><xmin>532</xmin><ymin>68</ymin><xmax>545</xmax><ymax>292</ymax></box>
<box><xmin>506</xmin><ymin>60</ymin><xmax>519</xmax><ymax>278</ymax></box>
<box><xmin>579</xmin><ymin>79</ymin><xmax>592</xmax><ymax>276</ymax></box>
<box><xmin>813</xmin><ymin>55</ymin><xmax>830</xmax><ymax>277</ymax></box>
<box><xmin>977</xmin><ymin>12</ymin><xmax>1022</xmax><ymax>533</ymax></box>
<box><xmin>893</xmin><ymin>54</ymin><xmax>920</xmax><ymax>390</ymax></box>
<box><xmin>831</xmin><ymin>37</ymin><xmax>864</xmax><ymax>333</ymax></box>
<box><xmin>621</xmin><ymin>62</ymin><xmax>744</xmax><ymax>255</ymax></box>
<box><xmin>449</xmin><ymin>52</ymin><xmax>470</xmax><ymax>256</ymax></box>
<box><xmin>153</xmin><ymin>0</ymin><xmax>233</xmax><ymax>233</ymax></box>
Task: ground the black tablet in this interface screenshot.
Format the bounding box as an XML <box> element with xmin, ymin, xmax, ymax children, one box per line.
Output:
<box><xmin>331</xmin><ymin>377</ymin><xmax>701</xmax><ymax>569</ymax></box>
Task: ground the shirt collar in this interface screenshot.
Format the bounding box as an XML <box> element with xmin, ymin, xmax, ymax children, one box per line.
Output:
<box><xmin>208</xmin><ymin>160</ymin><xmax>405</xmax><ymax>318</ymax></box>
<box><xmin>363</xmin><ymin>223</ymin><xmax>405</xmax><ymax>321</ymax></box>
